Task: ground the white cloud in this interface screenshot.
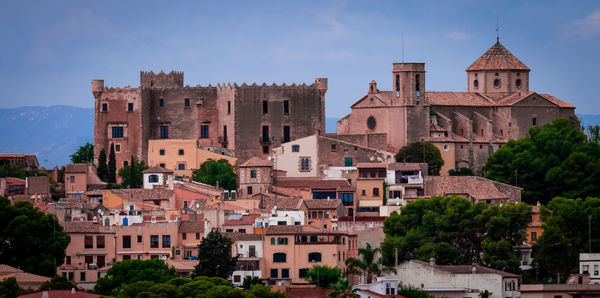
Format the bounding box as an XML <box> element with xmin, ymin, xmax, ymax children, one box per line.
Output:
<box><xmin>564</xmin><ymin>9</ymin><xmax>600</xmax><ymax>38</ymax></box>
<box><xmin>445</xmin><ymin>30</ymin><xmax>471</xmax><ymax>41</ymax></box>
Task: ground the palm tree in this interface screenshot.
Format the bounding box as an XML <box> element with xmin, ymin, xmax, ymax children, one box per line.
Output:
<box><xmin>328</xmin><ymin>279</ymin><xmax>359</xmax><ymax>298</ymax></box>
<box><xmin>345</xmin><ymin>243</ymin><xmax>382</xmax><ymax>284</ymax></box>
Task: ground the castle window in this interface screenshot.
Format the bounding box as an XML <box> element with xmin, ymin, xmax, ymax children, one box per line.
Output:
<box><xmin>500</xmin><ymin>129</ymin><xmax>503</xmax><ymax>136</ymax></box>
<box><xmin>250</xmin><ymin>169</ymin><xmax>257</xmax><ymax>179</ymax></box>
<box><xmin>128</xmin><ymin>103</ymin><xmax>133</xmax><ymax>112</ymax></box>
<box><xmin>159</xmin><ymin>99</ymin><xmax>164</xmax><ymax>107</ymax></box>
<box><xmin>115</xmin><ymin>144</ymin><xmax>120</xmax><ymax>152</ymax></box>
<box><xmin>494</xmin><ymin>79</ymin><xmax>500</xmax><ymax>88</ymax></box>
<box><xmin>373</xmin><ymin>188</ymin><xmax>380</xmax><ymax>197</ymax></box>
<box><xmin>159</xmin><ymin>149</ymin><xmax>165</xmax><ymax>156</ymax></box>
<box><xmin>331</xmin><ymin>144</ymin><xmax>337</xmax><ymax>152</ymax></box>
<box><xmin>247</xmin><ymin>186</ymin><xmax>253</xmax><ymax>195</ymax></box>
<box><xmin>112</xmin><ymin>127</ymin><xmax>124</xmax><ymax>138</ymax></box>
<box><xmin>102</xmin><ymin>103</ymin><xmax>108</xmax><ymax>112</ymax></box>
<box><xmin>415</xmin><ymin>74</ymin><xmax>420</xmax><ymax>92</ymax></box>
<box><xmin>159</xmin><ymin>163</ymin><xmax>165</xmax><ymax>168</ymax></box>
<box><xmin>367</xmin><ymin>116</ymin><xmax>376</xmax><ymax>130</ymax></box>
<box><xmin>284</xmin><ymin>100</ymin><xmax>289</xmax><ymax>114</ymax></box>
<box><xmin>227</xmin><ymin>101</ymin><xmax>231</xmax><ymax>114</ymax></box>
<box><xmin>516</xmin><ymin>79</ymin><xmax>522</xmax><ymax>88</ymax></box>
<box><xmin>283</xmin><ymin>126</ymin><xmax>290</xmax><ymax>143</ymax></box>
<box><xmin>178</xmin><ymin>149</ymin><xmax>184</xmax><ymax>156</ymax></box>
<box><xmin>184</xmin><ymin>98</ymin><xmax>190</xmax><ymax>107</ymax></box>
<box><xmin>200</xmin><ymin>125</ymin><xmax>209</xmax><ymax>138</ymax></box>
<box><xmin>532</xmin><ymin>118</ymin><xmax>537</xmax><ymax>126</ymax></box>
<box><xmin>292</xmin><ymin>145</ymin><xmax>300</xmax><ymax>152</ymax></box>
<box><xmin>223</xmin><ymin>125</ymin><xmax>228</xmax><ymax>142</ymax></box>
<box><xmin>123</xmin><ymin>161</ymin><xmax>128</xmax><ymax>167</ymax></box>
<box><xmin>474</xmin><ymin>79</ymin><xmax>479</xmax><ymax>88</ymax></box>
<box><xmin>262</xmin><ymin>100</ymin><xmax>268</xmax><ymax>114</ymax></box>
<box><xmin>178</xmin><ymin>163</ymin><xmax>186</xmax><ymax>170</ymax></box>
<box><xmin>395</xmin><ymin>74</ymin><xmax>400</xmax><ymax>92</ymax></box>
<box><xmin>495</xmin><ymin>73</ymin><xmax>499</xmax><ymax>76</ymax></box>
<box><xmin>263</xmin><ymin>145</ymin><xmax>269</xmax><ymax>154</ymax></box>
<box><xmin>160</xmin><ymin>126</ymin><xmax>168</xmax><ymax>139</ymax></box>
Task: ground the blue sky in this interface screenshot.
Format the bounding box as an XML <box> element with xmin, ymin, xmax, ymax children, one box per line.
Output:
<box><xmin>1</xmin><ymin>1</ymin><xmax>599</xmax><ymax>118</ymax></box>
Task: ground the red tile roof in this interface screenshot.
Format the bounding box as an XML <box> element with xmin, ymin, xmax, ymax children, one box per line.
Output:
<box><xmin>356</xmin><ymin>162</ymin><xmax>387</xmax><ymax>169</ymax></box>
<box><xmin>61</xmin><ymin>221</ymin><xmax>107</xmax><ymax>233</ymax></box>
<box><xmin>222</xmin><ymin>214</ymin><xmax>260</xmax><ymax>226</ymax></box>
<box><xmin>111</xmin><ymin>188</ymin><xmax>174</xmax><ymax>202</ymax></box>
<box><xmin>224</xmin><ymin>232</ymin><xmax>264</xmax><ymax>242</ymax></box>
<box><xmin>413</xmin><ymin>259</ymin><xmax>520</xmax><ymax>278</ymax></box>
<box><xmin>304</xmin><ymin>199</ymin><xmax>342</xmax><ymax>209</ymax></box>
<box><xmin>338</xmin><ymin>216</ymin><xmax>386</xmax><ymax>222</ymax></box>
<box><xmin>496</xmin><ymin>91</ymin><xmax>535</xmax><ymax>106</ymax></box>
<box><xmin>466</xmin><ymin>41</ymin><xmax>530</xmax><ymax>71</ymax></box>
<box><xmin>142</xmin><ymin>166</ymin><xmax>174</xmax><ymax>174</ymax></box>
<box><xmin>540</xmin><ymin>93</ymin><xmax>576</xmax><ymax>108</ymax></box>
<box><xmin>178</xmin><ymin>219</ymin><xmax>205</xmax><ymax>233</ymax></box>
<box><xmin>275</xmin><ymin>178</ymin><xmax>351</xmax><ymax>190</ymax></box>
<box><xmin>425</xmin><ymin>176</ymin><xmax>515</xmax><ymax>201</ymax></box>
<box><xmin>19</xmin><ymin>290</ymin><xmax>103</xmax><ymax>298</ymax></box>
<box><xmin>65</xmin><ymin>164</ymin><xmax>89</xmax><ymax>173</ymax></box>
<box><xmin>427</xmin><ymin>92</ymin><xmax>495</xmax><ymax>106</ymax></box>
<box><xmin>260</xmin><ymin>196</ymin><xmax>304</xmax><ymax>210</ymax></box>
<box><xmin>266</xmin><ymin>224</ymin><xmax>344</xmax><ymax>235</ymax></box>
<box><xmin>240</xmin><ymin>157</ymin><xmax>273</xmax><ymax>167</ymax></box>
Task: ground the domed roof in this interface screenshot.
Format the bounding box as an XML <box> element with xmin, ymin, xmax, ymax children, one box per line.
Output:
<box><xmin>467</xmin><ymin>41</ymin><xmax>530</xmax><ymax>71</ymax></box>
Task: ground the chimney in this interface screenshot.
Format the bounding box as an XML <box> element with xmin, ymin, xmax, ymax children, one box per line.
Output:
<box><xmin>41</xmin><ymin>291</ymin><xmax>49</xmax><ymax>298</ymax></box>
<box><xmin>471</xmin><ymin>265</ymin><xmax>477</xmax><ymax>274</ymax></box>
<box><xmin>429</xmin><ymin>257</ymin><xmax>436</xmax><ymax>266</ymax></box>
<box><xmin>71</xmin><ymin>288</ymin><xmax>76</xmax><ymax>294</ymax></box>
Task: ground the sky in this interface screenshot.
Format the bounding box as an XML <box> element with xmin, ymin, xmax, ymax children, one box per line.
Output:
<box><xmin>1</xmin><ymin>0</ymin><xmax>599</xmax><ymax>118</ymax></box>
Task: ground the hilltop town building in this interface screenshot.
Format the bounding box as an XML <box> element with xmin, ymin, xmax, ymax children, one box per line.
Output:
<box><xmin>93</xmin><ymin>71</ymin><xmax>327</xmax><ymax>173</ymax></box>
<box><xmin>337</xmin><ymin>40</ymin><xmax>575</xmax><ymax>174</ymax></box>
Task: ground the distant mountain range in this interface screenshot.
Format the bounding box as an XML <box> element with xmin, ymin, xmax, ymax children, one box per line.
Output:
<box><xmin>0</xmin><ymin>105</ymin><xmax>596</xmax><ymax>168</ymax></box>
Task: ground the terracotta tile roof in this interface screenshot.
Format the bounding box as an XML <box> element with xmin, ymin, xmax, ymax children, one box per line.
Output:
<box><xmin>540</xmin><ymin>93</ymin><xmax>576</xmax><ymax>108</ymax></box>
<box><xmin>19</xmin><ymin>290</ymin><xmax>103</xmax><ymax>297</ymax></box>
<box><xmin>240</xmin><ymin>157</ymin><xmax>273</xmax><ymax>167</ymax></box>
<box><xmin>266</xmin><ymin>224</ymin><xmax>344</xmax><ymax>235</ymax></box>
<box><xmin>412</xmin><ymin>259</ymin><xmax>520</xmax><ymax>278</ymax></box>
<box><xmin>528</xmin><ymin>220</ymin><xmax>543</xmax><ymax>228</ymax></box>
<box><xmin>0</xmin><ymin>272</ymin><xmax>51</xmax><ymax>284</ymax></box>
<box><xmin>337</xmin><ymin>216</ymin><xmax>386</xmax><ymax>222</ymax></box>
<box><xmin>275</xmin><ymin>178</ymin><xmax>351</xmax><ymax>190</ymax></box>
<box><xmin>425</xmin><ymin>176</ymin><xmax>511</xmax><ymax>201</ymax></box>
<box><xmin>0</xmin><ymin>264</ymin><xmax>23</xmax><ymax>274</ymax></box>
<box><xmin>427</xmin><ymin>92</ymin><xmax>495</xmax><ymax>106</ymax></box>
<box><xmin>164</xmin><ymin>259</ymin><xmax>198</xmax><ymax>271</ymax></box>
<box><xmin>224</xmin><ymin>232</ymin><xmax>263</xmax><ymax>242</ymax></box>
<box><xmin>356</xmin><ymin>162</ymin><xmax>387</xmax><ymax>169</ymax></box>
<box><xmin>496</xmin><ymin>91</ymin><xmax>535</xmax><ymax>106</ymax></box>
<box><xmin>466</xmin><ymin>41</ymin><xmax>530</xmax><ymax>71</ymax></box>
<box><xmin>304</xmin><ymin>199</ymin><xmax>342</xmax><ymax>209</ymax></box>
<box><xmin>61</xmin><ymin>221</ymin><xmax>107</xmax><ymax>233</ymax></box>
<box><xmin>142</xmin><ymin>166</ymin><xmax>174</xmax><ymax>174</ymax></box>
<box><xmin>222</xmin><ymin>214</ymin><xmax>260</xmax><ymax>226</ymax></box>
<box><xmin>260</xmin><ymin>196</ymin><xmax>303</xmax><ymax>210</ymax></box>
<box><xmin>65</xmin><ymin>164</ymin><xmax>88</xmax><ymax>173</ymax></box>
<box><xmin>178</xmin><ymin>219</ymin><xmax>205</xmax><ymax>233</ymax></box>
<box><xmin>111</xmin><ymin>188</ymin><xmax>174</xmax><ymax>202</ymax></box>
<box><xmin>388</xmin><ymin>162</ymin><xmax>426</xmax><ymax>172</ymax></box>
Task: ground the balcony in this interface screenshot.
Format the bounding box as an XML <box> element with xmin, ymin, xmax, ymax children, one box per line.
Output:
<box><xmin>259</xmin><ymin>136</ymin><xmax>272</xmax><ymax>144</ymax></box>
<box><xmin>219</xmin><ymin>136</ymin><xmax>228</xmax><ymax>144</ymax></box>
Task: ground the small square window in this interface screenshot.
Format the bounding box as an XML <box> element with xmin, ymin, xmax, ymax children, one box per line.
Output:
<box><xmin>101</xmin><ymin>103</ymin><xmax>108</xmax><ymax>112</ymax></box>
<box><xmin>331</xmin><ymin>144</ymin><xmax>336</xmax><ymax>152</ymax></box>
<box><xmin>123</xmin><ymin>161</ymin><xmax>128</xmax><ymax>167</ymax></box>
<box><xmin>185</xmin><ymin>98</ymin><xmax>190</xmax><ymax>107</ymax></box>
<box><xmin>128</xmin><ymin>103</ymin><xmax>133</xmax><ymax>112</ymax></box>
<box><xmin>159</xmin><ymin>149</ymin><xmax>165</xmax><ymax>156</ymax></box>
<box><xmin>247</xmin><ymin>186</ymin><xmax>253</xmax><ymax>195</ymax></box>
<box><xmin>159</xmin><ymin>163</ymin><xmax>165</xmax><ymax>168</ymax></box>
<box><xmin>263</xmin><ymin>146</ymin><xmax>269</xmax><ymax>154</ymax></box>
<box><xmin>250</xmin><ymin>169</ymin><xmax>257</xmax><ymax>178</ymax></box>
<box><xmin>292</xmin><ymin>145</ymin><xmax>300</xmax><ymax>152</ymax></box>
<box><xmin>115</xmin><ymin>144</ymin><xmax>121</xmax><ymax>152</ymax></box>
<box><xmin>137</xmin><ymin>235</ymin><xmax>142</xmax><ymax>243</ymax></box>
<box><xmin>201</xmin><ymin>125</ymin><xmax>209</xmax><ymax>138</ymax></box>
<box><xmin>178</xmin><ymin>163</ymin><xmax>186</xmax><ymax>170</ymax></box>
<box><xmin>160</xmin><ymin>125</ymin><xmax>168</xmax><ymax>139</ymax></box>
<box><xmin>70</xmin><ymin>176</ymin><xmax>75</xmax><ymax>183</ymax></box>
<box><xmin>178</xmin><ymin>149</ymin><xmax>184</xmax><ymax>155</ymax></box>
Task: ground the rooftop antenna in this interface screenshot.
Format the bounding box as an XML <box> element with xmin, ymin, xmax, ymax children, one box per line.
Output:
<box><xmin>401</xmin><ymin>32</ymin><xmax>405</xmax><ymax>62</ymax></box>
<box><xmin>496</xmin><ymin>13</ymin><xmax>500</xmax><ymax>42</ymax></box>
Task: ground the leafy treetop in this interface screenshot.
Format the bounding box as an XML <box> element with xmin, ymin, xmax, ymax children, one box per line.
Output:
<box><xmin>395</xmin><ymin>142</ymin><xmax>444</xmax><ymax>176</ymax></box>
<box><xmin>192</xmin><ymin>230</ymin><xmax>238</xmax><ymax>279</ymax></box>
<box><xmin>192</xmin><ymin>159</ymin><xmax>237</xmax><ymax>190</ymax></box>
<box><xmin>70</xmin><ymin>142</ymin><xmax>95</xmax><ymax>164</ymax></box>
<box><xmin>94</xmin><ymin>259</ymin><xmax>178</xmax><ymax>296</ymax></box>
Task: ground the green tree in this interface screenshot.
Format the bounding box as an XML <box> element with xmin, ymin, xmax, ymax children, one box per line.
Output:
<box><xmin>244</xmin><ymin>283</ymin><xmax>285</xmax><ymax>298</ymax></box>
<box><xmin>192</xmin><ymin>159</ymin><xmax>237</xmax><ymax>190</ymax></box>
<box><xmin>304</xmin><ymin>265</ymin><xmax>341</xmax><ymax>287</ymax></box>
<box><xmin>192</xmin><ymin>231</ymin><xmax>238</xmax><ymax>279</ymax></box>
<box><xmin>395</xmin><ymin>142</ymin><xmax>444</xmax><ymax>176</ymax></box>
<box><xmin>39</xmin><ymin>275</ymin><xmax>76</xmax><ymax>291</ymax></box>
<box><xmin>70</xmin><ymin>142</ymin><xmax>95</xmax><ymax>164</ymax></box>
<box><xmin>0</xmin><ymin>197</ymin><xmax>70</xmax><ymax>276</ymax></box>
<box><xmin>0</xmin><ymin>277</ymin><xmax>19</xmax><ymax>298</ymax></box>
<box><xmin>328</xmin><ymin>279</ymin><xmax>358</xmax><ymax>298</ymax></box>
<box><xmin>533</xmin><ymin>197</ymin><xmax>600</xmax><ymax>283</ymax></box>
<box><xmin>119</xmin><ymin>280</ymin><xmax>156</xmax><ymax>298</ymax></box>
<box><xmin>108</xmin><ymin>143</ymin><xmax>117</xmax><ymax>184</ymax></box>
<box><xmin>448</xmin><ymin>167</ymin><xmax>474</xmax><ymax>176</ymax></box>
<box><xmin>0</xmin><ymin>163</ymin><xmax>47</xmax><ymax>179</ymax></box>
<box><xmin>345</xmin><ymin>243</ymin><xmax>382</xmax><ymax>284</ymax></box>
<box><xmin>97</xmin><ymin>149</ymin><xmax>108</xmax><ymax>183</ymax></box>
<box><xmin>397</xmin><ymin>283</ymin><xmax>434</xmax><ymax>298</ymax></box>
<box><xmin>241</xmin><ymin>276</ymin><xmax>263</xmax><ymax>290</ymax></box>
<box><xmin>484</xmin><ymin>118</ymin><xmax>600</xmax><ymax>205</ymax></box>
<box><xmin>381</xmin><ymin>196</ymin><xmax>530</xmax><ymax>274</ymax></box>
<box><xmin>118</xmin><ymin>158</ymin><xmax>148</xmax><ymax>188</ymax></box>
<box><xmin>588</xmin><ymin>124</ymin><xmax>600</xmax><ymax>143</ymax></box>
<box><xmin>93</xmin><ymin>259</ymin><xmax>178</xmax><ymax>296</ymax></box>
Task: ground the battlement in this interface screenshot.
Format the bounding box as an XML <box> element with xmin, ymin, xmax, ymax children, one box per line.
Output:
<box><xmin>140</xmin><ymin>70</ymin><xmax>184</xmax><ymax>89</ymax></box>
<box><xmin>393</xmin><ymin>63</ymin><xmax>425</xmax><ymax>72</ymax></box>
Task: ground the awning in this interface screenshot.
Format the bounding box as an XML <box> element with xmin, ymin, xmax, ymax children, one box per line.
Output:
<box><xmin>358</xmin><ymin>200</ymin><xmax>383</xmax><ymax>207</ymax></box>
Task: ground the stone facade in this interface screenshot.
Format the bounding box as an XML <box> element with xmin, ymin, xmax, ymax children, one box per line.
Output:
<box><xmin>93</xmin><ymin>71</ymin><xmax>326</xmax><ymax>173</ymax></box>
<box><xmin>337</xmin><ymin>41</ymin><xmax>575</xmax><ymax>174</ymax></box>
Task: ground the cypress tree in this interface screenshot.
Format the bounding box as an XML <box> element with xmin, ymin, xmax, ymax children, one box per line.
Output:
<box><xmin>129</xmin><ymin>155</ymin><xmax>136</xmax><ymax>188</ymax></box>
<box><xmin>97</xmin><ymin>149</ymin><xmax>108</xmax><ymax>182</ymax></box>
<box><xmin>108</xmin><ymin>144</ymin><xmax>116</xmax><ymax>183</ymax></box>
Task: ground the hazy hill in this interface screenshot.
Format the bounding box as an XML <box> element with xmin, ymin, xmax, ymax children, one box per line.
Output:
<box><xmin>0</xmin><ymin>106</ymin><xmax>597</xmax><ymax>168</ymax></box>
<box><xmin>0</xmin><ymin>106</ymin><xmax>93</xmax><ymax>168</ymax></box>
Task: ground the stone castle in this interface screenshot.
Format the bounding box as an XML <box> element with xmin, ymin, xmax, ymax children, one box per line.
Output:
<box><xmin>93</xmin><ymin>40</ymin><xmax>575</xmax><ymax>175</ymax></box>
<box><xmin>93</xmin><ymin>71</ymin><xmax>327</xmax><ymax>172</ymax></box>
<box><xmin>336</xmin><ymin>40</ymin><xmax>575</xmax><ymax>174</ymax></box>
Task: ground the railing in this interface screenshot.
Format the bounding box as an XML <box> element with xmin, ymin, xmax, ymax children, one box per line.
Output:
<box><xmin>259</xmin><ymin>136</ymin><xmax>272</xmax><ymax>144</ymax></box>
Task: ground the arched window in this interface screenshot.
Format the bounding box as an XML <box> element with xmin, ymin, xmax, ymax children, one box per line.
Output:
<box><xmin>370</xmin><ymin>85</ymin><xmax>374</xmax><ymax>93</ymax></box>
<box><xmin>516</xmin><ymin>79</ymin><xmax>521</xmax><ymax>88</ymax></box>
<box><xmin>149</xmin><ymin>174</ymin><xmax>159</xmax><ymax>183</ymax></box>
<box><xmin>277</xmin><ymin>237</ymin><xmax>288</xmax><ymax>245</ymax></box>
<box><xmin>473</xmin><ymin>79</ymin><xmax>479</xmax><ymax>88</ymax></box>
<box><xmin>273</xmin><ymin>253</ymin><xmax>287</xmax><ymax>263</ymax></box>
<box><xmin>395</xmin><ymin>74</ymin><xmax>400</xmax><ymax>91</ymax></box>
<box><xmin>415</xmin><ymin>74</ymin><xmax>420</xmax><ymax>92</ymax></box>
<box><xmin>308</xmin><ymin>252</ymin><xmax>322</xmax><ymax>262</ymax></box>
<box><xmin>271</xmin><ymin>238</ymin><xmax>275</xmax><ymax>245</ymax></box>
<box><xmin>494</xmin><ymin>79</ymin><xmax>500</xmax><ymax>88</ymax></box>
